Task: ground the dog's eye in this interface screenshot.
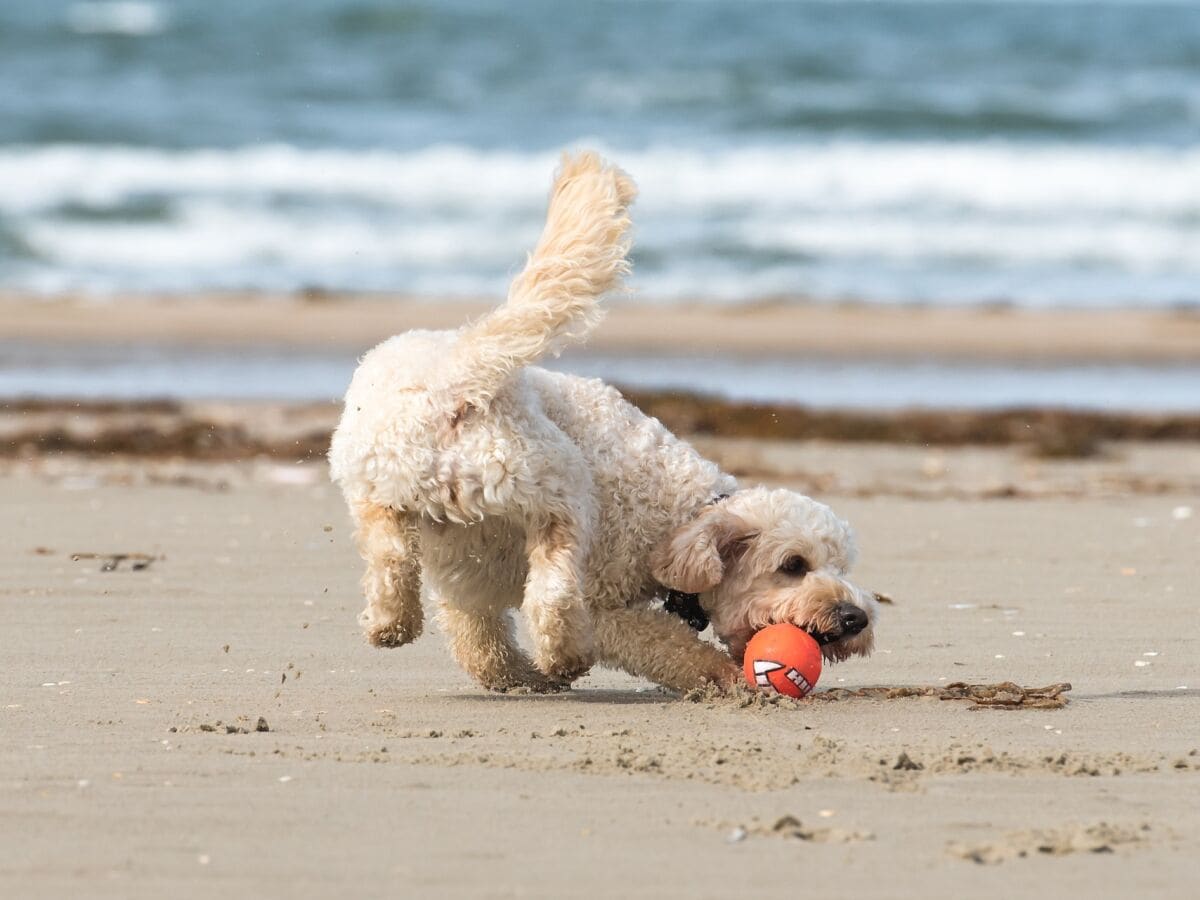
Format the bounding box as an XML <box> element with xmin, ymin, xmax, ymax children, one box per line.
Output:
<box><xmin>779</xmin><ymin>555</ymin><xmax>809</xmax><ymax>576</ymax></box>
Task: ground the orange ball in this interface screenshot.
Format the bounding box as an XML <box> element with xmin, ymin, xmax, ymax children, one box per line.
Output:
<box><xmin>743</xmin><ymin>623</ymin><xmax>823</xmax><ymax>698</ymax></box>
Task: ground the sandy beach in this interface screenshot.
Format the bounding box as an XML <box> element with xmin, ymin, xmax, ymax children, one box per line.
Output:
<box><xmin>3</xmin><ymin>295</ymin><xmax>1199</xmax><ymax>898</ymax></box>
<box><xmin>3</xmin><ymin>422</ymin><xmax>1198</xmax><ymax>897</ymax></box>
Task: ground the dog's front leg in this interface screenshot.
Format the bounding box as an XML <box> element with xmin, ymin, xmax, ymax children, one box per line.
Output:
<box><xmin>593</xmin><ymin>606</ymin><xmax>740</xmax><ymax>694</ymax></box>
<box><xmin>523</xmin><ymin>515</ymin><xmax>595</xmax><ymax>681</ymax></box>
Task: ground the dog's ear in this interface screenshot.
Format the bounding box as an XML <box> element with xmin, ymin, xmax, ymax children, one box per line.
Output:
<box><xmin>651</xmin><ymin>507</ymin><xmax>754</xmax><ymax>594</ymax></box>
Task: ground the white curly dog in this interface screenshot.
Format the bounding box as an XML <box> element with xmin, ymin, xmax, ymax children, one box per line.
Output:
<box><xmin>329</xmin><ymin>152</ymin><xmax>879</xmax><ymax>694</ymax></box>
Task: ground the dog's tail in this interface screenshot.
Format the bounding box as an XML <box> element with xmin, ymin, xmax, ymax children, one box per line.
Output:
<box><xmin>448</xmin><ymin>151</ymin><xmax>636</xmax><ymax>409</ymax></box>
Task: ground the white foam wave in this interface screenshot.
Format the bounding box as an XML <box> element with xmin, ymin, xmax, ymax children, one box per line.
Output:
<box><xmin>0</xmin><ymin>145</ymin><xmax>550</xmax><ymax>215</ymax></box>
<box><xmin>2</xmin><ymin>142</ymin><xmax>1199</xmax><ymax>305</ymax></box>
<box><xmin>26</xmin><ymin>202</ymin><xmax>527</xmax><ymax>271</ymax></box>
<box><xmin>4</xmin><ymin>142</ymin><xmax>1198</xmax><ymax>217</ymax></box>
<box><xmin>65</xmin><ymin>2</ymin><xmax>166</xmax><ymax>36</ymax></box>
<box><xmin>744</xmin><ymin>215</ymin><xmax>1200</xmax><ymax>269</ymax></box>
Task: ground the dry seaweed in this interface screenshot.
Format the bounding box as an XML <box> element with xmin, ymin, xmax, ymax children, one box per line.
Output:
<box><xmin>618</xmin><ymin>389</ymin><xmax>1200</xmax><ymax>457</ymax></box>
<box><xmin>70</xmin><ymin>551</ymin><xmax>160</xmax><ymax>572</ymax></box>
<box><xmin>811</xmin><ymin>681</ymin><xmax>1072</xmax><ymax>710</ymax></box>
<box><xmin>4</xmin><ymin>394</ymin><xmax>1199</xmax><ymax>461</ymax></box>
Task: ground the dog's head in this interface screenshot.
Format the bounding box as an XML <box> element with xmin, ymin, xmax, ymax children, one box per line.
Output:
<box><xmin>652</xmin><ymin>487</ymin><xmax>879</xmax><ymax>664</ymax></box>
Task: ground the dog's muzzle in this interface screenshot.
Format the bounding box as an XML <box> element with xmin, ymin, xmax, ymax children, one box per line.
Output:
<box><xmin>808</xmin><ymin>602</ymin><xmax>869</xmax><ymax>645</ymax></box>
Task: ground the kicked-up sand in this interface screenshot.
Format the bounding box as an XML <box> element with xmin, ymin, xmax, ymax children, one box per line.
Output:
<box><xmin>2</xmin><ymin>437</ymin><xmax>1198</xmax><ymax>898</ymax></box>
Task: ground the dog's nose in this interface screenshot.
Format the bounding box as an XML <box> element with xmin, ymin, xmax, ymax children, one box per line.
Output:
<box><xmin>837</xmin><ymin>603</ymin><xmax>869</xmax><ymax>635</ymax></box>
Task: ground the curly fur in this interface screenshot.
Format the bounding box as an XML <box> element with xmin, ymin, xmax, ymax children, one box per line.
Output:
<box><xmin>329</xmin><ymin>151</ymin><xmax>878</xmax><ymax>694</ymax></box>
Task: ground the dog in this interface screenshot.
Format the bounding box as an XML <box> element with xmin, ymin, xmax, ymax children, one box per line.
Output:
<box><xmin>329</xmin><ymin>151</ymin><xmax>879</xmax><ymax>694</ymax></box>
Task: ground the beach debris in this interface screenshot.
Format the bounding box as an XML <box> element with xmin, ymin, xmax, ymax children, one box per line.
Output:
<box><xmin>772</xmin><ymin>815</ymin><xmax>804</xmax><ymax>834</ymax></box>
<box><xmin>1172</xmin><ymin>505</ymin><xmax>1193</xmax><ymax>520</ymax></box>
<box><xmin>893</xmin><ymin>752</ymin><xmax>924</xmax><ymax>771</ymax></box>
<box><xmin>70</xmin><ymin>552</ymin><xmax>158</xmax><ymax>572</ymax></box>
<box><xmin>193</xmin><ymin>716</ymin><xmax>271</xmax><ymax>734</ymax></box>
<box><xmin>714</xmin><ymin>816</ymin><xmax>873</xmax><ymax>844</ymax></box>
<box><xmin>811</xmin><ymin>682</ymin><xmax>1072</xmax><ymax>710</ymax></box>
<box><xmin>949</xmin><ymin>822</ymin><xmax>1151</xmax><ymax>865</ymax></box>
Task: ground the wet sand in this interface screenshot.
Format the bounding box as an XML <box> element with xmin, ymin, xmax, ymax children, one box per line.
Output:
<box><xmin>4</xmin><ymin>292</ymin><xmax>1200</xmax><ymax>362</ymax></box>
<box><xmin>2</xmin><ymin>442</ymin><xmax>1198</xmax><ymax>898</ymax></box>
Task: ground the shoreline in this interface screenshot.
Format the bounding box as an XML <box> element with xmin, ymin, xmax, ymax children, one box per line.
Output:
<box><xmin>3</xmin><ymin>293</ymin><xmax>1200</xmax><ymax>363</ymax></box>
<box><xmin>5</xmin><ymin>396</ymin><xmax>1200</xmax><ymax>462</ymax></box>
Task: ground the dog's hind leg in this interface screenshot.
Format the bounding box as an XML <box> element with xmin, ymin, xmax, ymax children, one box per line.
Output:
<box><xmin>436</xmin><ymin>596</ymin><xmax>568</xmax><ymax>693</ymax></box>
<box><xmin>523</xmin><ymin>514</ymin><xmax>596</xmax><ymax>682</ymax></box>
<box><xmin>353</xmin><ymin>503</ymin><xmax>424</xmax><ymax>648</ymax></box>
<box><xmin>420</xmin><ymin>518</ymin><xmax>564</xmax><ymax>692</ymax></box>
<box><xmin>592</xmin><ymin>606</ymin><xmax>740</xmax><ymax>694</ymax></box>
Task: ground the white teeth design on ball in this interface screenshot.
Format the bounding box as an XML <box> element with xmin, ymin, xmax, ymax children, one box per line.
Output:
<box><xmin>786</xmin><ymin>669</ymin><xmax>813</xmax><ymax>694</ymax></box>
<box><xmin>753</xmin><ymin>659</ymin><xmax>811</xmax><ymax>694</ymax></box>
<box><xmin>753</xmin><ymin>659</ymin><xmax>783</xmax><ymax>687</ymax></box>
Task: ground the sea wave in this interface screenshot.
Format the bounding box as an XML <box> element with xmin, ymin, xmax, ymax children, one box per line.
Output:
<box><xmin>1</xmin><ymin>142</ymin><xmax>1198</xmax><ymax>305</ymax></box>
<box><xmin>5</xmin><ymin>142</ymin><xmax>1199</xmax><ymax>216</ymax></box>
<box><xmin>65</xmin><ymin>2</ymin><xmax>166</xmax><ymax>36</ymax></box>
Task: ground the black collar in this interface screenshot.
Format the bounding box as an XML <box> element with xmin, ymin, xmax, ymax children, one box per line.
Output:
<box><xmin>663</xmin><ymin>588</ymin><xmax>709</xmax><ymax>632</ymax></box>
<box><xmin>659</xmin><ymin>492</ymin><xmax>730</xmax><ymax>633</ymax></box>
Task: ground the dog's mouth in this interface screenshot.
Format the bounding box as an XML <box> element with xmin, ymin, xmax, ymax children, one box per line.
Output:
<box><xmin>801</xmin><ymin>602</ymin><xmax>870</xmax><ymax>646</ymax></box>
<box><xmin>806</xmin><ymin>627</ymin><xmax>842</xmax><ymax>646</ymax></box>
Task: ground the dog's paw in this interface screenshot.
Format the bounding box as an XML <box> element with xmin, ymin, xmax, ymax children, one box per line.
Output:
<box><xmin>528</xmin><ymin>607</ymin><xmax>595</xmax><ymax>680</ymax></box>
<box><xmin>666</xmin><ymin>653</ymin><xmax>742</xmax><ymax>698</ymax></box>
<box><xmin>364</xmin><ymin>624</ymin><xmax>418</xmax><ymax>648</ymax></box>
<box><xmin>362</xmin><ymin>618</ymin><xmax>421</xmax><ymax>648</ymax></box>
<box><xmin>486</xmin><ymin>674</ymin><xmax>572</xmax><ymax>695</ymax></box>
<box><xmin>533</xmin><ymin>641</ymin><xmax>594</xmax><ymax>682</ymax></box>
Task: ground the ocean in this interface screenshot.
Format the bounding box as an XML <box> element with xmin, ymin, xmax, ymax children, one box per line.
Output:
<box><xmin>2</xmin><ymin>0</ymin><xmax>1199</xmax><ymax>307</ymax></box>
